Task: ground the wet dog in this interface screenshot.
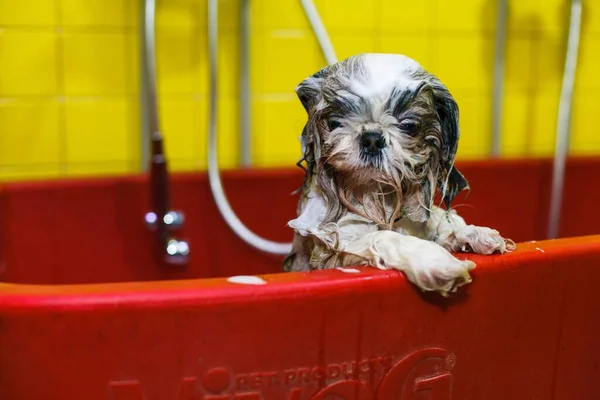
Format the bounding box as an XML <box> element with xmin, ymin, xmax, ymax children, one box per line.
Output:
<box><xmin>283</xmin><ymin>53</ymin><xmax>515</xmax><ymax>296</ymax></box>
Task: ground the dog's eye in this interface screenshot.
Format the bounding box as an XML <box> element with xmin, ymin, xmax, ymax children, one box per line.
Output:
<box><xmin>327</xmin><ymin>119</ymin><xmax>342</xmax><ymax>131</ymax></box>
<box><xmin>398</xmin><ymin>119</ymin><xmax>421</xmax><ymax>135</ymax></box>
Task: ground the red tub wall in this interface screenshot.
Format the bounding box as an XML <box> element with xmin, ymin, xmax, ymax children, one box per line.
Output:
<box><xmin>0</xmin><ymin>157</ymin><xmax>598</xmax><ymax>284</ymax></box>
<box><xmin>1</xmin><ymin>237</ymin><xmax>600</xmax><ymax>400</ymax></box>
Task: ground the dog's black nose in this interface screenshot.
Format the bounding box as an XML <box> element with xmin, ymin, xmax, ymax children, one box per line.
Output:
<box><xmin>360</xmin><ymin>131</ymin><xmax>385</xmax><ymax>154</ymax></box>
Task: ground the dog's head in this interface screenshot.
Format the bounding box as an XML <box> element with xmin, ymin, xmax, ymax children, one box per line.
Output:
<box><xmin>295</xmin><ymin>53</ymin><xmax>469</xmax><ymax>226</ymax></box>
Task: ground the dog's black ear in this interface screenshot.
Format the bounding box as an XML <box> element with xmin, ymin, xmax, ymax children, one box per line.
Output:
<box><xmin>431</xmin><ymin>79</ymin><xmax>459</xmax><ymax>168</ymax></box>
<box><xmin>430</xmin><ymin>77</ymin><xmax>470</xmax><ymax>207</ymax></box>
<box><xmin>442</xmin><ymin>167</ymin><xmax>470</xmax><ymax>209</ymax></box>
<box><xmin>295</xmin><ymin>68</ymin><xmax>329</xmax><ymax>195</ymax></box>
<box><xmin>295</xmin><ymin>66</ymin><xmax>332</xmax><ymax>171</ymax></box>
<box><xmin>295</xmin><ymin>66</ymin><xmax>329</xmax><ymax>114</ymax></box>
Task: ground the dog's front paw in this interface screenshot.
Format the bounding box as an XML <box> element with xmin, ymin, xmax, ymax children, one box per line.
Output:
<box><xmin>452</xmin><ymin>225</ymin><xmax>516</xmax><ymax>255</ymax></box>
<box><xmin>402</xmin><ymin>240</ymin><xmax>476</xmax><ymax>297</ymax></box>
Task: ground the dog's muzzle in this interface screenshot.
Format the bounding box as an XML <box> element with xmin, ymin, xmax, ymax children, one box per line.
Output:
<box><xmin>360</xmin><ymin>131</ymin><xmax>386</xmax><ymax>155</ymax></box>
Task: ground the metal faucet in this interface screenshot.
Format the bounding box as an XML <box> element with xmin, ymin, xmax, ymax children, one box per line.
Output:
<box><xmin>141</xmin><ymin>0</ymin><xmax>189</xmax><ymax>265</ymax></box>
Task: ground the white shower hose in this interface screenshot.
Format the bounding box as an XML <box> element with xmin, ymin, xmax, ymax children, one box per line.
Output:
<box><xmin>207</xmin><ymin>0</ymin><xmax>337</xmax><ymax>255</ymax></box>
<box><xmin>547</xmin><ymin>0</ymin><xmax>582</xmax><ymax>239</ymax></box>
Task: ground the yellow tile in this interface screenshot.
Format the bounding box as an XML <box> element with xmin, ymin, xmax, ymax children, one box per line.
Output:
<box><xmin>62</xmin><ymin>32</ymin><xmax>132</xmax><ymax>96</ymax></box>
<box><xmin>164</xmin><ymin>159</ymin><xmax>196</xmax><ymax>171</ymax></box>
<box><xmin>194</xmin><ymin>98</ymin><xmax>208</xmax><ymax>169</ymax></box>
<box><xmin>529</xmin><ymin>38</ymin><xmax>564</xmax><ymax>96</ymax></box>
<box><xmin>379</xmin><ymin>35</ymin><xmax>433</xmax><ymax>71</ymax></box>
<box><xmin>123</xmin><ymin>0</ymin><xmax>141</xmax><ymax>27</ymax></box>
<box><xmin>64</xmin><ymin>99</ymin><xmax>131</xmax><ymax>163</ymax></box>
<box><xmin>454</xmin><ymin>95</ymin><xmax>491</xmax><ymax>159</ymax></box>
<box><xmin>381</xmin><ymin>0</ymin><xmax>433</xmax><ymax>33</ymax></box>
<box><xmin>435</xmin><ymin>0</ymin><xmax>493</xmax><ymax>33</ymax></box>
<box><xmin>584</xmin><ymin>0</ymin><xmax>600</xmax><ymax>34</ymax></box>
<box><xmin>529</xmin><ymin>95</ymin><xmax>559</xmax><ymax>157</ymax></box>
<box><xmin>508</xmin><ymin>0</ymin><xmax>566</xmax><ymax>38</ymax></box>
<box><xmin>251</xmin><ymin>0</ymin><xmax>316</xmax><ymax>30</ymax></box>
<box><xmin>217</xmin><ymin>0</ymin><xmax>240</xmax><ymax>29</ymax></box>
<box><xmin>217</xmin><ymin>98</ymin><xmax>240</xmax><ymax>169</ymax></box>
<box><xmin>328</xmin><ymin>35</ymin><xmax>376</xmax><ymax>64</ymax></box>
<box><xmin>538</xmin><ymin>0</ymin><xmax>568</xmax><ymax>36</ymax></box>
<box><xmin>0</xmin><ymin>0</ymin><xmax>57</xmax><ymax>25</ymax></box>
<box><xmin>127</xmin><ymin>101</ymin><xmax>142</xmax><ymax>168</ymax></box>
<box><xmin>60</xmin><ymin>0</ymin><xmax>127</xmax><ymax>26</ymax></box>
<box><xmin>156</xmin><ymin>30</ymin><xmax>195</xmax><ymax>95</ymax></box>
<box><xmin>575</xmin><ymin>35</ymin><xmax>600</xmax><ymax>94</ymax></box>
<box><xmin>156</xmin><ymin>0</ymin><xmax>197</xmax><ymax>29</ymax></box>
<box><xmin>125</xmin><ymin>0</ymin><xmax>207</xmax><ymax>28</ymax></box>
<box><xmin>65</xmin><ymin>162</ymin><xmax>133</xmax><ymax>177</ymax></box>
<box><xmin>504</xmin><ymin>35</ymin><xmax>533</xmax><ymax>94</ymax></box>
<box><xmin>159</xmin><ymin>98</ymin><xmax>196</xmax><ymax>170</ymax></box>
<box><xmin>321</xmin><ymin>0</ymin><xmax>376</xmax><ymax>31</ymax></box>
<box><xmin>193</xmin><ymin>26</ymin><xmax>248</xmax><ymax>96</ymax></box>
<box><xmin>0</xmin><ymin>165</ymin><xmax>62</xmax><ymax>182</ymax></box>
<box><xmin>215</xmin><ymin>33</ymin><xmax>238</xmax><ymax>96</ymax></box>
<box><xmin>217</xmin><ymin>98</ymin><xmax>240</xmax><ymax>168</ymax></box>
<box><xmin>251</xmin><ymin>30</ymin><xmax>322</xmax><ymax>94</ymax></box>
<box><xmin>571</xmin><ymin>93</ymin><xmax>600</xmax><ymax>155</ymax></box>
<box><xmin>253</xmin><ymin>99</ymin><xmax>305</xmax><ymax>167</ymax></box>
<box><xmin>193</xmin><ymin>97</ymin><xmax>239</xmax><ymax>169</ymax></box>
<box><xmin>192</xmin><ymin>33</ymin><xmax>208</xmax><ymax>96</ymax></box>
<box><xmin>126</xmin><ymin>32</ymin><xmax>141</xmax><ymax>95</ymax></box>
<box><xmin>194</xmin><ymin>0</ymin><xmax>208</xmax><ymax>28</ymax></box>
<box><xmin>0</xmin><ymin>31</ymin><xmax>57</xmax><ymax>96</ymax></box>
<box><xmin>501</xmin><ymin>92</ymin><xmax>530</xmax><ymax>157</ymax></box>
<box><xmin>432</xmin><ymin>36</ymin><xmax>494</xmax><ymax>95</ymax></box>
<box><xmin>0</xmin><ymin>99</ymin><xmax>62</xmax><ymax>166</ymax></box>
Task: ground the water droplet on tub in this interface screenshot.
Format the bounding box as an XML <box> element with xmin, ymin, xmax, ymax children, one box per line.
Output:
<box><xmin>337</xmin><ymin>267</ymin><xmax>361</xmax><ymax>273</ymax></box>
<box><xmin>227</xmin><ymin>276</ymin><xmax>267</xmax><ymax>285</ymax></box>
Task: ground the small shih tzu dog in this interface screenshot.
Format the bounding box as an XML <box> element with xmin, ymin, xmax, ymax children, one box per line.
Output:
<box><xmin>283</xmin><ymin>53</ymin><xmax>515</xmax><ymax>296</ymax></box>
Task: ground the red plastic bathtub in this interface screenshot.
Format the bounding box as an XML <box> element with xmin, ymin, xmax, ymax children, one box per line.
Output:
<box><xmin>1</xmin><ymin>157</ymin><xmax>600</xmax><ymax>399</ymax></box>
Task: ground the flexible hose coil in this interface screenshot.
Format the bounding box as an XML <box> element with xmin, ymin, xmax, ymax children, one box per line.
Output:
<box><xmin>206</xmin><ymin>0</ymin><xmax>336</xmax><ymax>254</ymax></box>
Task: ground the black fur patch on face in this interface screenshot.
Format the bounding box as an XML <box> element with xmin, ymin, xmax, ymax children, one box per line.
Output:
<box><xmin>385</xmin><ymin>81</ymin><xmax>430</xmax><ymax>117</ymax></box>
<box><xmin>327</xmin><ymin>93</ymin><xmax>366</xmax><ymax>117</ymax></box>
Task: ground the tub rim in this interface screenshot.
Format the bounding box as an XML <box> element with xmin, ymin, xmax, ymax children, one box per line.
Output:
<box><xmin>1</xmin><ymin>235</ymin><xmax>598</xmax><ymax>311</ymax></box>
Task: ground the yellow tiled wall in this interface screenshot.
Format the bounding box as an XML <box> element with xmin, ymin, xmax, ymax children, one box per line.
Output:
<box><xmin>0</xmin><ymin>0</ymin><xmax>599</xmax><ymax>181</ymax></box>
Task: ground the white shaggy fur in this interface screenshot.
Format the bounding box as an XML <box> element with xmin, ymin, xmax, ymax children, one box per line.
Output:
<box><xmin>288</xmin><ymin>192</ymin><xmax>511</xmax><ymax>296</ymax></box>
<box><xmin>351</xmin><ymin>54</ymin><xmax>422</xmax><ymax>99</ymax></box>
